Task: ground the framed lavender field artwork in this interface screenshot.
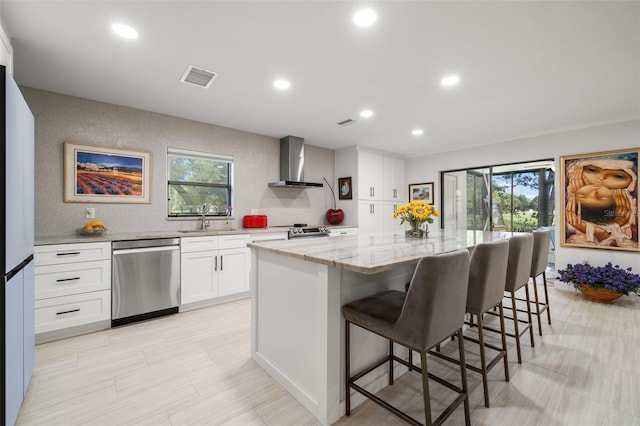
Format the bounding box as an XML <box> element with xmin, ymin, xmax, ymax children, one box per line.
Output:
<box><xmin>560</xmin><ymin>147</ymin><xmax>638</xmax><ymax>252</ymax></box>
<box><xmin>64</xmin><ymin>141</ymin><xmax>152</xmax><ymax>203</ymax></box>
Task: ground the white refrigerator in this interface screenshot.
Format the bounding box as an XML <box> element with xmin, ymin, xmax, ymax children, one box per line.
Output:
<box><xmin>1</xmin><ymin>64</ymin><xmax>35</xmax><ymax>426</ymax></box>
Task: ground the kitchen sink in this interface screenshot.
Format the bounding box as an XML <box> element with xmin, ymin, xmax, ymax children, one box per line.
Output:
<box><xmin>178</xmin><ymin>229</ymin><xmax>238</xmax><ymax>233</ymax></box>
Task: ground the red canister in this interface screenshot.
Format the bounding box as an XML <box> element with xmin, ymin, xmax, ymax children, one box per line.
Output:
<box><xmin>243</xmin><ymin>215</ymin><xmax>268</xmax><ymax>228</ymax></box>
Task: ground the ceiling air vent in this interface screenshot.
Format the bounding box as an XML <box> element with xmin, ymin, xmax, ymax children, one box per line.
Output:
<box><xmin>338</xmin><ymin>119</ymin><xmax>357</xmax><ymax>126</ymax></box>
<box><xmin>180</xmin><ymin>65</ymin><xmax>218</xmax><ymax>89</ymax></box>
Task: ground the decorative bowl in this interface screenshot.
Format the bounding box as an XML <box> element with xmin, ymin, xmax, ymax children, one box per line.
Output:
<box><xmin>77</xmin><ymin>227</ymin><xmax>107</xmax><ymax>236</ymax></box>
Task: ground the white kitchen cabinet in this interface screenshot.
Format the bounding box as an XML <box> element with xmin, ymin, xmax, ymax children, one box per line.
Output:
<box><xmin>383</xmin><ymin>202</ymin><xmax>406</xmax><ymax>234</ymax></box>
<box><xmin>34</xmin><ymin>242</ymin><xmax>111</xmax><ymax>339</ymax></box>
<box><xmin>180</xmin><ymin>234</ymin><xmax>250</xmax><ymax>308</ymax></box>
<box><xmin>358</xmin><ymin>201</ymin><xmax>384</xmax><ymax>235</ymax></box>
<box><xmin>336</xmin><ymin>147</ymin><xmax>406</xmax><ymax>234</ymax></box>
<box><xmin>218</xmin><ymin>247</ymin><xmax>250</xmax><ymax>296</ymax></box>
<box><xmin>383</xmin><ymin>156</ymin><xmax>405</xmax><ymax>201</ymax></box>
<box><xmin>181</xmin><ymin>249</ymin><xmax>219</xmax><ymax>304</ymax></box>
<box><xmin>357</xmin><ymin>151</ymin><xmax>384</xmax><ymax>200</ymax></box>
<box><xmin>328</xmin><ymin>227</ymin><xmax>358</xmax><ymax>237</ymax></box>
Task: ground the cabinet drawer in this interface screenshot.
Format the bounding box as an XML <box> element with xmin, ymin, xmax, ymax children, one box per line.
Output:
<box><xmin>35</xmin><ymin>242</ymin><xmax>111</xmax><ymax>266</ymax></box>
<box><xmin>181</xmin><ymin>236</ymin><xmax>218</xmax><ymax>253</ymax></box>
<box><xmin>219</xmin><ymin>234</ymin><xmax>250</xmax><ymax>249</ymax></box>
<box><xmin>35</xmin><ymin>260</ymin><xmax>111</xmax><ymax>300</ymax></box>
<box><xmin>35</xmin><ymin>290</ymin><xmax>111</xmax><ymax>334</ymax></box>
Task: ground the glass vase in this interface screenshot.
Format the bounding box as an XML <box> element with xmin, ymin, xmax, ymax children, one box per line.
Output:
<box><xmin>405</xmin><ymin>222</ymin><xmax>428</xmax><ymax>239</ymax></box>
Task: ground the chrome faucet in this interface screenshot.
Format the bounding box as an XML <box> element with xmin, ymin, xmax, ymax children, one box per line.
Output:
<box><xmin>201</xmin><ymin>203</ymin><xmax>210</xmax><ymax>230</ymax></box>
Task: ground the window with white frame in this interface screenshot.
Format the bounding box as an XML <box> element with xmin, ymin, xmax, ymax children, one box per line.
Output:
<box><xmin>167</xmin><ymin>147</ymin><xmax>233</xmax><ymax>217</ymax></box>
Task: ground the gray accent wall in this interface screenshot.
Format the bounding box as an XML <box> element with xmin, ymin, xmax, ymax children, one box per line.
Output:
<box><xmin>23</xmin><ymin>88</ymin><xmax>336</xmax><ymax>237</ymax></box>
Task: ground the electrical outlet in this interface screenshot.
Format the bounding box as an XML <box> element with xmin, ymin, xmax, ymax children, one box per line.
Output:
<box><xmin>251</xmin><ymin>208</ymin><xmax>259</xmax><ymax>214</ymax></box>
<box><xmin>85</xmin><ymin>207</ymin><xmax>95</xmax><ymax>219</ymax></box>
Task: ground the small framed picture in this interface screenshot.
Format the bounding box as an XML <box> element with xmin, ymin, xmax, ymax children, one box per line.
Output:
<box><xmin>338</xmin><ymin>177</ymin><xmax>352</xmax><ymax>200</ymax></box>
<box><xmin>409</xmin><ymin>182</ymin><xmax>434</xmax><ymax>204</ymax></box>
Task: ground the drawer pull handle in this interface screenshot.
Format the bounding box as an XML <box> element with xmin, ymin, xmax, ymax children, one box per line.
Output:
<box><xmin>56</xmin><ymin>308</ymin><xmax>80</xmax><ymax>316</ymax></box>
<box><xmin>56</xmin><ymin>277</ymin><xmax>81</xmax><ymax>284</ymax></box>
<box><xmin>56</xmin><ymin>252</ymin><xmax>80</xmax><ymax>257</ymax></box>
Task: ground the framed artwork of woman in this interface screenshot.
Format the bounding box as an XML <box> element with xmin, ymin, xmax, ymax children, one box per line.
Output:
<box><xmin>560</xmin><ymin>148</ymin><xmax>639</xmax><ymax>252</ymax></box>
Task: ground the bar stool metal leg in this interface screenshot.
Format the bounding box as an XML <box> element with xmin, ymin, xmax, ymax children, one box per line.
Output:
<box><xmin>345</xmin><ymin>320</ymin><xmax>351</xmax><ymax>416</ymax></box>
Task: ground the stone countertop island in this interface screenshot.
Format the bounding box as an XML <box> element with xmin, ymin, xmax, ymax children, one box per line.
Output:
<box><xmin>248</xmin><ymin>229</ymin><xmax>516</xmax><ymax>425</ymax></box>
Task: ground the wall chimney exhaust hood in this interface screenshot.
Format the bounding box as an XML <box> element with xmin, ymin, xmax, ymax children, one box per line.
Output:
<box><xmin>269</xmin><ymin>136</ymin><xmax>323</xmax><ymax>188</ymax></box>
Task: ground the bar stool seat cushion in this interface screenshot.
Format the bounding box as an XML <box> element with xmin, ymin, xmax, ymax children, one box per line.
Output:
<box><xmin>342</xmin><ymin>290</ymin><xmax>405</xmax><ymax>333</ymax></box>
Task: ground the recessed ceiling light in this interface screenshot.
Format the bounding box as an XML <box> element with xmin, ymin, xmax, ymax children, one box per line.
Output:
<box><xmin>111</xmin><ymin>23</ymin><xmax>138</xmax><ymax>40</ymax></box>
<box><xmin>441</xmin><ymin>74</ymin><xmax>460</xmax><ymax>87</ymax></box>
<box><xmin>411</xmin><ymin>129</ymin><xmax>424</xmax><ymax>136</ymax></box>
<box><xmin>359</xmin><ymin>109</ymin><xmax>373</xmax><ymax>118</ymax></box>
<box><xmin>273</xmin><ymin>79</ymin><xmax>291</xmax><ymax>90</ymax></box>
<box><xmin>353</xmin><ymin>9</ymin><xmax>377</xmax><ymax>27</ymax></box>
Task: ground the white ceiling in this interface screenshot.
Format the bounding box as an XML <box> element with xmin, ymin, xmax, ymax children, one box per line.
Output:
<box><xmin>1</xmin><ymin>1</ymin><xmax>638</xmax><ymax>158</ymax></box>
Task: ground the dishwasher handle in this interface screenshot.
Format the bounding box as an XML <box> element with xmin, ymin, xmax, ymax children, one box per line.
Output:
<box><xmin>113</xmin><ymin>245</ymin><xmax>180</xmax><ymax>256</ymax></box>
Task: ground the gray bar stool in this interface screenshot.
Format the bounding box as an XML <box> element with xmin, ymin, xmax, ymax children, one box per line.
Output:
<box><xmin>529</xmin><ymin>229</ymin><xmax>552</xmax><ymax>335</ymax></box>
<box><xmin>431</xmin><ymin>239</ymin><xmax>510</xmax><ymax>408</ymax></box>
<box><xmin>500</xmin><ymin>233</ymin><xmax>535</xmax><ymax>363</ymax></box>
<box><xmin>343</xmin><ymin>249</ymin><xmax>471</xmax><ymax>426</ymax></box>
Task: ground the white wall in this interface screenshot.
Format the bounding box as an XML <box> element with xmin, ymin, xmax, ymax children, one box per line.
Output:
<box><xmin>406</xmin><ymin>119</ymin><xmax>640</xmax><ymax>273</ymax></box>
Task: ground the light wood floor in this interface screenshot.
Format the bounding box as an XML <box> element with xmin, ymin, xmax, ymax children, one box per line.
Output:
<box><xmin>17</xmin><ymin>283</ymin><xmax>640</xmax><ymax>425</ymax></box>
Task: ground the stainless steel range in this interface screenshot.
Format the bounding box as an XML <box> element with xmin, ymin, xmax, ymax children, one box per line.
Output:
<box><xmin>288</xmin><ymin>224</ymin><xmax>330</xmax><ymax>238</ymax></box>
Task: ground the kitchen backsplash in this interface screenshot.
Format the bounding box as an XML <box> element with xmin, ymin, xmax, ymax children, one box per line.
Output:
<box><xmin>23</xmin><ymin>88</ymin><xmax>336</xmax><ymax>237</ymax></box>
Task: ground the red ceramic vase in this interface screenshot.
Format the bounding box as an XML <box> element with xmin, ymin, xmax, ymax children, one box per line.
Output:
<box><xmin>326</xmin><ymin>209</ymin><xmax>344</xmax><ymax>225</ymax></box>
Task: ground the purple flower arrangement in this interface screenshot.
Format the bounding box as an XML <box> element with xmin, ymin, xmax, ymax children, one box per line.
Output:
<box><xmin>557</xmin><ymin>262</ymin><xmax>640</xmax><ymax>296</ymax></box>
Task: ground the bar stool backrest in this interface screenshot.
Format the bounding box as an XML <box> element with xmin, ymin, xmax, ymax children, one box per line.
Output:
<box><xmin>396</xmin><ymin>249</ymin><xmax>470</xmax><ymax>352</ymax></box>
<box><xmin>466</xmin><ymin>239</ymin><xmax>510</xmax><ymax>314</ymax></box>
<box><xmin>531</xmin><ymin>230</ymin><xmax>552</xmax><ymax>278</ymax></box>
<box><xmin>504</xmin><ymin>234</ymin><xmax>534</xmax><ymax>293</ymax></box>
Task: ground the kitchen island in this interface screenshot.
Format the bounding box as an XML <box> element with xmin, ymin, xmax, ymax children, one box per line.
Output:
<box><xmin>249</xmin><ymin>229</ymin><xmax>515</xmax><ymax>425</ymax></box>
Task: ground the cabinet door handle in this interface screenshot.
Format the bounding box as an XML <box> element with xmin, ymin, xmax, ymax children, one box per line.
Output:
<box><xmin>220</xmin><ymin>255</ymin><xmax>223</xmax><ymax>271</ymax></box>
<box><xmin>56</xmin><ymin>252</ymin><xmax>80</xmax><ymax>257</ymax></box>
<box><xmin>215</xmin><ymin>255</ymin><xmax>218</xmax><ymax>272</ymax></box>
<box><xmin>393</xmin><ymin>188</ymin><xmax>397</xmax><ymax>198</ymax></box>
<box><xmin>56</xmin><ymin>308</ymin><xmax>80</xmax><ymax>316</ymax></box>
<box><xmin>56</xmin><ymin>277</ymin><xmax>80</xmax><ymax>284</ymax></box>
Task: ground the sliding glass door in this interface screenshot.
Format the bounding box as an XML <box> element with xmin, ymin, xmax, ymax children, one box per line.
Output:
<box><xmin>441</xmin><ymin>160</ymin><xmax>554</xmax><ymax>232</ymax></box>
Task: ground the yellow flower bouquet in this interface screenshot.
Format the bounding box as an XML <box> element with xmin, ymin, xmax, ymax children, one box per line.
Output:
<box><xmin>393</xmin><ymin>200</ymin><xmax>440</xmax><ymax>238</ymax></box>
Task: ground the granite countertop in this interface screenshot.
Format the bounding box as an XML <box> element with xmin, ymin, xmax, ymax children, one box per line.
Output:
<box><xmin>249</xmin><ymin>229</ymin><xmax>517</xmax><ymax>275</ymax></box>
<box><xmin>35</xmin><ymin>225</ymin><xmax>357</xmax><ymax>246</ymax></box>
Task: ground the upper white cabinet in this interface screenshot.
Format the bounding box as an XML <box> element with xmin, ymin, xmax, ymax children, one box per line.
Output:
<box><xmin>335</xmin><ymin>147</ymin><xmax>406</xmax><ymax>234</ymax></box>
<box><xmin>357</xmin><ymin>151</ymin><xmax>384</xmax><ymax>200</ymax></box>
<box><xmin>383</xmin><ymin>156</ymin><xmax>405</xmax><ymax>201</ymax></box>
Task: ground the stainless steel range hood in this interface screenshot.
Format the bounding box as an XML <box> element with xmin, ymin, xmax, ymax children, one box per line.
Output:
<box><xmin>269</xmin><ymin>136</ymin><xmax>323</xmax><ymax>188</ymax></box>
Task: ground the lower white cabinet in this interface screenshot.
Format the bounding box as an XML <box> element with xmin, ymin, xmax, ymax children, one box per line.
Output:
<box><xmin>358</xmin><ymin>201</ymin><xmax>384</xmax><ymax>235</ymax></box>
<box><xmin>357</xmin><ymin>202</ymin><xmax>407</xmax><ymax>235</ymax></box>
<box><xmin>218</xmin><ymin>247</ymin><xmax>250</xmax><ymax>296</ymax></box>
<box><xmin>181</xmin><ymin>234</ymin><xmax>250</xmax><ymax>305</ymax></box>
<box><xmin>34</xmin><ymin>242</ymin><xmax>111</xmax><ymax>336</ymax></box>
<box><xmin>328</xmin><ymin>227</ymin><xmax>358</xmax><ymax>236</ymax></box>
<box><xmin>34</xmin><ymin>291</ymin><xmax>111</xmax><ymax>334</ymax></box>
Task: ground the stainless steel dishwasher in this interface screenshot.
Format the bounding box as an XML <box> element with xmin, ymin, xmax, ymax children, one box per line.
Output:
<box><xmin>112</xmin><ymin>238</ymin><xmax>180</xmax><ymax>327</ymax></box>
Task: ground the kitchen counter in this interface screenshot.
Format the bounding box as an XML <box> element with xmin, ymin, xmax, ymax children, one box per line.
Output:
<box><xmin>249</xmin><ymin>229</ymin><xmax>511</xmax><ymax>274</ymax></box>
<box><xmin>249</xmin><ymin>229</ymin><xmax>521</xmax><ymax>425</ymax></box>
<box><xmin>35</xmin><ymin>225</ymin><xmax>356</xmax><ymax>246</ymax></box>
